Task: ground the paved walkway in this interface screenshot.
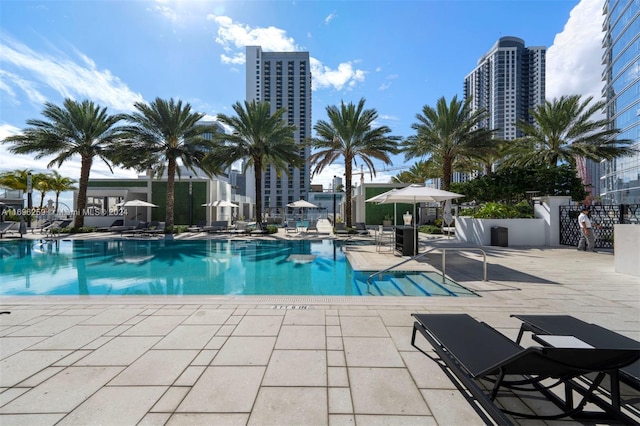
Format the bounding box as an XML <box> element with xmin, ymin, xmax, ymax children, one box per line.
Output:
<box><xmin>0</xmin><ymin>227</ymin><xmax>638</xmax><ymax>425</ymax></box>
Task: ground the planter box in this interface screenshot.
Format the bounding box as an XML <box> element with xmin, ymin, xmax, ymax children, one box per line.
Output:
<box><xmin>455</xmin><ymin>217</ymin><xmax>546</xmax><ymax>246</ymax></box>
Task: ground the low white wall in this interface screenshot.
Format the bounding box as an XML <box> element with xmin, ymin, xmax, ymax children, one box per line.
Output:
<box><xmin>456</xmin><ymin>217</ymin><xmax>546</xmax><ymax>246</ymax></box>
<box><xmin>614</xmin><ymin>224</ymin><xmax>640</xmax><ymax>277</ymax></box>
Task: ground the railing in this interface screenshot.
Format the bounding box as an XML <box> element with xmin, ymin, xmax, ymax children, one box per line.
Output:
<box><xmin>366</xmin><ymin>247</ymin><xmax>487</xmax><ymax>285</ymax></box>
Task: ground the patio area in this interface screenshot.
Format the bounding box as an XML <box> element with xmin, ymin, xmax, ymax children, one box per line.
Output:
<box><xmin>0</xmin><ymin>226</ymin><xmax>638</xmax><ymax>425</ymax></box>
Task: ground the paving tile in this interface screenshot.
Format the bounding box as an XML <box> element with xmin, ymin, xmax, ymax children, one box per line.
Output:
<box><xmin>348</xmin><ymin>367</ymin><xmax>430</xmax><ymax>415</ymax></box>
<box><xmin>75</xmin><ymin>336</ymin><xmax>160</xmax><ymax>366</ymax></box>
<box><xmin>109</xmin><ymin>350</ymin><xmax>197</xmax><ymax>386</ymax></box>
<box><xmin>387</xmin><ymin>326</ymin><xmax>414</xmax><ymax>352</ymax></box>
<box><xmin>79</xmin><ymin>308</ymin><xmax>143</xmax><ymax>325</ymax></box>
<box><xmin>328</xmin><ymin>367</ymin><xmax>349</xmax><ymax>387</ymax></box>
<box><xmin>215</xmin><ymin>324</ymin><xmax>236</xmax><ymax>336</ymax></box>
<box><xmin>16</xmin><ymin>367</ymin><xmax>64</xmax><ymax>387</ymax></box>
<box><xmin>326</xmin><ymin>325</ymin><xmax>341</xmax><ymax>336</ymax></box>
<box><xmin>283</xmin><ymin>310</ymin><xmax>325</xmax><ymax>325</ymax></box>
<box><xmin>420</xmin><ymin>389</ymin><xmax>485</xmax><ymax>425</ymax></box>
<box><xmin>204</xmin><ymin>335</ymin><xmax>227</xmax><ymax>349</ymax></box>
<box><xmin>401</xmin><ymin>351</ymin><xmax>457</xmax><ymax>389</ymax></box>
<box><xmin>274</xmin><ymin>325</ymin><xmax>325</xmax><ymax>349</ymax></box>
<box><xmin>0</xmin><ymin>350</ymin><xmax>70</xmax><ymax>387</ymax></box>
<box><xmin>0</xmin><ymin>388</ymin><xmax>29</xmax><ymax>407</ymax></box>
<box><xmin>326</xmin><ymin>316</ymin><xmax>340</xmax><ymax>326</ymax></box>
<box><xmin>28</xmin><ymin>325</ymin><xmax>112</xmax><ymax>350</ymax></box>
<box><xmin>191</xmin><ymin>349</ymin><xmax>217</xmax><ymax>365</ymax></box>
<box><xmin>327</xmin><ymin>350</ymin><xmax>346</xmax><ymax>367</ymax></box>
<box><xmin>248</xmin><ymin>387</ymin><xmax>327</xmax><ymax>426</ymax></box>
<box><xmin>232</xmin><ymin>315</ymin><xmax>282</xmax><ymax>336</ymax></box>
<box><xmin>7</xmin><ymin>316</ymin><xmax>92</xmax><ymax>337</ymax></box>
<box><xmin>0</xmin><ymin>366</ymin><xmax>122</xmax><ymax>413</ymax></box>
<box><xmin>81</xmin><ymin>335</ymin><xmax>113</xmax><ymax>349</ymax></box>
<box><xmin>139</xmin><ymin>412</ymin><xmax>172</xmax><ymax>425</ymax></box>
<box><xmin>0</xmin><ymin>336</ymin><xmax>46</xmax><ymax>359</ymax></box>
<box><xmin>343</xmin><ymin>337</ymin><xmax>404</xmax><ymax>367</ymax></box>
<box><xmin>377</xmin><ymin>310</ymin><xmax>414</xmax><ymax>327</ymax></box>
<box><xmin>151</xmin><ymin>387</ymin><xmax>190</xmax><ymax>412</ymax></box>
<box><xmin>329</xmin><ymin>387</ymin><xmax>353</xmax><ymax>413</ymax></box>
<box><xmin>53</xmin><ymin>350</ymin><xmax>92</xmax><ymax>366</ymax></box>
<box><xmin>340</xmin><ymin>316</ymin><xmax>388</xmax><ymax>337</ymax></box>
<box><xmin>166</xmin><ymin>413</ymin><xmax>249</xmax><ymax>425</ymax></box>
<box><xmin>0</xmin><ymin>310</ymin><xmax>53</xmax><ymax>326</ymax></box>
<box><xmin>327</xmin><ymin>336</ymin><xmax>343</xmax><ymax>350</ymax></box>
<box><xmin>174</xmin><ymin>366</ymin><xmax>205</xmax><ymax>386</ymax></box>
<box><xmin>153</xmin><ymin>325</ymin><xmax>219</xmax><ymax>349</ymax></box>
<box><xmin>57</xmin><ymin>386</ymin><xmax>166</xmax><ymax>426</ymax></box>
<box><xmin>329</xmin><ymin>414</ymin><xmax>355</xmax><ymax>426</ymax></box>
<box><xmin>121</xmin><ymin>315</ymin><xmax>186</xmax><ymax>336</ymax></box>
<box><xmin>183</xmin><ymin>309</ymin><xmax>234</xmax><ymax>325</ymax></box>
<box><xmin>0</xmin><ymin>413</ymin><xmax>65</xmax><ymax>425</ymax></box>
<box><xmin>177</xmin><ymin>366</ymin><xmax>265</xmax><ymax>413</ymax></box>
<box><xmin>354</xmin><ymin>415</ymin><xmax>437</xmax><ymax>425</ymax></box>
<box><xmin>212</xmin><ymin>336</ymin><xmax>275</xmax><ymax>366</ymax></box>
<box><xmin>262</xmin><ymin>350</ymin><xmax>326</xmax><ymax>386</ymax></box>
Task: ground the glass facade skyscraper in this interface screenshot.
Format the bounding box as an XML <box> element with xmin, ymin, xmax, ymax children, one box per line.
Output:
<box><xmin>464</xmin><ymin>37</ymin><xmax>546</xmax><ymax>142</ymax></box>
<box><xmin>600</xmin><ymin>0</ymin><xmax>640</xmax><ymax>204</ymax></box>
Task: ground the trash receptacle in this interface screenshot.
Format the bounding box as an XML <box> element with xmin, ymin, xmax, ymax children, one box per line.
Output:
<box><xmin>491</xmin><ymin>226</ymin><xmax>508</xmax><ymax>247</ymax></box>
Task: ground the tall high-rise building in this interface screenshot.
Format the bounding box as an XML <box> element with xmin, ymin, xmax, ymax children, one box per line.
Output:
<box><xmin>245</xmin><ymin>46</ymin><xmax>311</xmax><ymax>214</ymax></box>
<box><xmin>600</xmin><ymin>0</ymin><xmax>639</xmax><ymax>204</ymax></box>
<box><xmin>464</xmin><ymin>37</ymin><xmax>546</xmax><ymax>142</ymax></box>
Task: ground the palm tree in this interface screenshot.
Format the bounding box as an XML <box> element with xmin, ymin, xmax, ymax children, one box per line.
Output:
<box><xmin>391</xmin><ymin>160</ymin><xmax>439</xmax><ymax>184</ymax></box>
<box><xmin>0</xmin><ymin>169</ymin><xmax>30</xmax><ymax>192</ymax></box>
<box><xmin>118</xmin><ymin>98</ymin><xmax>224</xmax><ymax>228</ymax></box>
<box><xmin>308</xmin><ymin>98</ymin><xmax>400</xmax><ymax>226</ymax></box>
<box><xmin>507</xmin><ymin>95</ymin><xmax>635</xmax><ymax>168</ymax></box>
<box><xmin>208</xmin><ymin>100</ymin><xmax>301</xmax><ymax>224</ymax></box>
<box><xmin>1</xmin><ymin>99</ymin><xmax>126</xmax><ymax>228</ymax></box>
<box><xmin>48</xmin><ymin>171</ymin><xmax>77</xmax><ymax>214</ymax></box>
<box><xmin>33</xmin><ymin>173</ymin><xmax>52</xmax><ymax>210</ymax></box>
<box><xmin>403</xmin><ymin>95</ymin><xmax>496</xmax><ymax>191</ymax></box>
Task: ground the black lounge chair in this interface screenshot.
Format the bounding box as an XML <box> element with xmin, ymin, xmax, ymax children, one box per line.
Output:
<box><xmin>97</xmin><ymin>219</ymin><xmax>124</xmax><ymax>232</ymax></box>
<box><xmin>512</xmin><ymin>314</ymin><xmax>640</xmax><ymax>408</ymax></box>
<box><xmin>411</xmin><ymin>313</ymin><xmax>640</xmax><ymax>424</ymax></box>
<box><xmin>354</xmin><ymin>222</ymin><xmax>370</xmax><ymax>236</ymax></box>
<box><xmin>334</xmin><ymin>222</ymin><xmax>349</xmax><ymax>236</ymax></box>
<box><xmin>121</xmin><ymin>221</ymin><xmax>149</xmax><ymax>236</ymax></box>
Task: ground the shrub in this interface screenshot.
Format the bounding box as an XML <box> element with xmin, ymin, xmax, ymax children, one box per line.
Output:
<box><xmin>419</xmin><ymin>225</ymin><xmax>442</xmax><ymax>234</ymax></box>
<box><xmin>472</xmin><ymin>202</ymin><xmax>522</xmax><ymax>219</ymax></box>
<box><xmin>266</xmin><ymin>225</ymin><xmax>278</xmax><ymax>234</ymax></box>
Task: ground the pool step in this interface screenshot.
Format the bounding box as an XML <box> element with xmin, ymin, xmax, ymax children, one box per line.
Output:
<box><xmin>354</xmin><ymin>271</ymin><xmax>475</xmax><ymax>297</ymax></box>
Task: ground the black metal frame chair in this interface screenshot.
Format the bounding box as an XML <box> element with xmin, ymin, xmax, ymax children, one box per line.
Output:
<box><xmin>411</xmin><ymin>313</ymin><xmax>640</xmax><ymax>424</ymax></box>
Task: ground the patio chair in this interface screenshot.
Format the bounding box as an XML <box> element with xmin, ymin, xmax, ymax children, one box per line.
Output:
<box><xmin>143</xmin><ymin>221</ymin><xmax>166</xmax><ymax>236</ymax></box>
<box><xmin>334</xmin><ymin>222</ymin><xmax>349</xmax><ymax>236</ymax></box>
<box><xmin>97</xmin><ymin>219</ymin><xmax>124</xmax><ymax>232</ymax></box>
<box><xmin>512</xmin><ymin>314</ymin><xmax>640</xmax><ymax>392</ymax></box>
<box><xmin>250</xmin><ymin>222</ymin><xmax>269</xmax><ymax>236</ymax></box>
<box><xmin>43</xmin><ymin>220</ymin><xmax>72</xmax><ymax>236</ymax></box>
<box><xmin>306</xmin><ymin>220</ymin><xmax>318</xmax><ymax>233</ymax></box>
<box><xmin>283</xmin><ymin>220</ymin><xmax>297</xmax><ymax>233</ymax></box>
<box><xmin>411</xmin><ymin>313</ymin><xmax>640</xmax><ymax>424</ymax></box>
<box><xmin>188</xmin><ymin>220</ymin><xmax>207</xmax><ymax>232</ymax></box>
<box><xmin>203</xmin><ymin>221</ymin><xmax>229</xmax><ymax>233</ymax></box>
<box><xmin>354</xmin><ymin>222</ymin><xmax>370</xmax><ymax>236</ymax></box>
<box><xmin>0</xmin><ymin>222</ymin><xmax>18</xmax><ymax>238</ymax></box>
<box><xmin>121</xmin><ymin>221</ymin><xmax>149</xmax><ymax>236</ymax></box>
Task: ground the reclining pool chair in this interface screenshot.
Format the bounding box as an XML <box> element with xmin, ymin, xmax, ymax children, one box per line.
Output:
<box><xmin>411</xmin><ymin>313</ymin><xmax>640</xmax><ymax>424</ymax></box>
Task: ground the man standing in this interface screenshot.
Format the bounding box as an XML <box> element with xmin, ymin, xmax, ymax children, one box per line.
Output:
<box><xmin>577</xmin><ymin>206</ymin><xmax>595</xmax><ymax>252</ymax></box>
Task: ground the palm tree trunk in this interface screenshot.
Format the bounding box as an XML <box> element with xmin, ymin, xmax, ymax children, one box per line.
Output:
<box><xmin>442</xmin><ymin>157</ymin><xmax>452</xmax><ymax>191</ymax></box>
<box><xmin>345</xmin><ymin>158</ymin><xmax>352</xmax><ymax>227</ymax></box>
<box><xmin>254</xmin><ymin>157</ymin><xmax>263</xmax><ymax>224</ymax></box>
<box><xmin>39</xmin><ymin>191</ymin><xmax>45</xmax><ymax>210</ymax></box>
<box><xmin>74</xmin><ymin>156</ymin><xmax>92</xmax><ymax>228</ymax></box>
<box><xmin>166</xmin><ymin>157</ymin><xmax>176</xmax><ymax>228</ymax></box>
<box><xmin>55</xmin><ymin>192</ymin><xmax>60</xmax><ymax>214</ymax></box>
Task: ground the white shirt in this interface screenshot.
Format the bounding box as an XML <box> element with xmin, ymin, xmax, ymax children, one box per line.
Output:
<box><xmin>578</xmin><ymin>212</ymin><xmax>592</xmax><ymax>229</ymax></box>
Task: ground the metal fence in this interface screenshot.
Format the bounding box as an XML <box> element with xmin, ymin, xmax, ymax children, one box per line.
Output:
<box><xmin>559</xmin><ymin>204</ymin><xmax>640</xmax><ymax>249</ymax></box>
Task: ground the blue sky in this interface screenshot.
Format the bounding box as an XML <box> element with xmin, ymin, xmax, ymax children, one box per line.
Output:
<box><xmin>1</xmin><ymin>0</ymin><xmax>604</xmax><ymax>205</ymax></box>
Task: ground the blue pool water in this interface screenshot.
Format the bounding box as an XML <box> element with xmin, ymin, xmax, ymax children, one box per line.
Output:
<box><xmin>0</xmin><ymin>239</ymin><xmax>476</xmax><ymax>297</ymax></box>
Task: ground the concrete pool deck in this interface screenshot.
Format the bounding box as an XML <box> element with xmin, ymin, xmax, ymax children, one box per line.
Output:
<box><xmin>0</xmin><ymin>223</ymin><xmax>638</xmax><ymax>425</ymax></box>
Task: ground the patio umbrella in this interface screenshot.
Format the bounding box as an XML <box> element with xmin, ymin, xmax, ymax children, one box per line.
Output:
<box><xmin>116</xmin><ymin>199</ymin><xmax>158</xmax><ymax>225</ymax></box>
<box><xmin>366</xmin><ymin>189</ymin><xmax>399</xmax><ymax>226</ymax></box>
<box><xmin>443</xmin><ymin>199</ymin><xmax>454</xmax><ymax>239</ymax></box>
<box><xmin>286</xmin><ymin>199</ymin><xmax>318</xmax><ymax>220</ymax></box>
<box><xmin>378</xmin><ymin>185</ymin><xmax>464</xmax><ymax>254</ymax></box>
<box><xmin>202</xmin><ymin>200</ymin><xmax>239</xmax><ymax>221</ymax></box>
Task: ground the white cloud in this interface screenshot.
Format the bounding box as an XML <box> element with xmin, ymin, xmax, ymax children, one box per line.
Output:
<box><xmin>207</xmin><ymin>15</ymin><xmax>366</xmax><ymax>91</ymax></box>
<box><xmin>546</xmin><ymin>0</ymin><xmax>605</xmax><ymax>101</ymax></box>
<box><xmin>324</xmin><ymin>12</ymin><xmax>336</xmax><ymax>25</ymax></box>
<box><xmin>310</xmin><ymin>58</ymin><xmax>366</xmax><ymax>91</ymax></box>
<box><xmin>0</xmin><ymin>36</ymin><xmax>144</xmax><ymax>112</ymax></box>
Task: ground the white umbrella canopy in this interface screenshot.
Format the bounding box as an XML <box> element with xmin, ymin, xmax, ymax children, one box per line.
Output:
<box><xmin>115</xmin><ymin>199</ymin><xmax>158</xmax><ymax>225</ymax></box>
<box><xmin>202</xmin><ymin>200</ymin><xmax>239</xmax><ymax>208</ymax></box>
<box><xmin>286</xmin><ymin>199</ymin><xmax>318</xmax><ymax>208</ymax></box>
<box><xmin>378</xmin><ymin>185</ymin><xmax>464</xmax><ymax>255</ymax></box>
<box><xmin>202</xmin><ymin>200</ymin><xmax>239</xmax><ymax>221</ymax></box>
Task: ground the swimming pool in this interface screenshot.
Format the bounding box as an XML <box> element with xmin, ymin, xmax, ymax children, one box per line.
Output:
<box><xmin>0</xmin><ymin>239</ymin><xmax>476</xmax><ymax>297</ymax></box>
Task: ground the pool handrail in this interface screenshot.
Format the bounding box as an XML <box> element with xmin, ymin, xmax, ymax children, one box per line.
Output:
<box><xmin>366</xmin><ymin>246</ymin><xmax>487</xmax><ymax>285</ymax></box>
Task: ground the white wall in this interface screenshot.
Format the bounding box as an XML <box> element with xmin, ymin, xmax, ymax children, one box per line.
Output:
<box><xmin>614</xmin><ymin>224</ymin><xmax>640</xmax><ymax>277</ymax></box>
<box><xmin>455</xmin><ymin>217</ymin><xmax>546</xmax><ymax>246</ymax></box>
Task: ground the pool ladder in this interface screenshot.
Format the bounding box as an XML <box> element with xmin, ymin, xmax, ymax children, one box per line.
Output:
<box><xmin>366</xmin><ymin>247</ymin><xmax>487</xmax><ymax>285</ymax></box>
